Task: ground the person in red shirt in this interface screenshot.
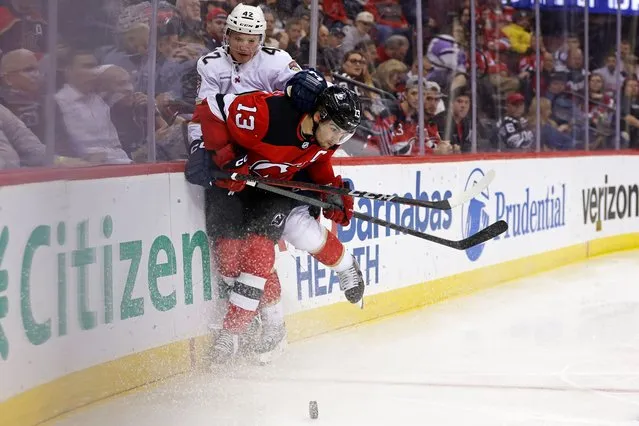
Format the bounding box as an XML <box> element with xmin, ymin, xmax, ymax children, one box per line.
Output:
<box><xmin>374</xmin><ymin>78</ymin><xmax>453</xmax><ymax>155</ymax></box>
<box><xmin>186</xmin><ymin>80</ymin><xmax>366</xmax><ymax>363</ymax></box>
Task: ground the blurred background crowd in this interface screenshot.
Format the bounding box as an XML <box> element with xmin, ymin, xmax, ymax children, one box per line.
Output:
<box><xmin>0</xmin><ymin>0</ymin><xmax>638</xmax><ymax>168</ymax></box>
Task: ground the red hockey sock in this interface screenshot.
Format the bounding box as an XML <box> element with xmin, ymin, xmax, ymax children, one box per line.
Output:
<box><xmin>311</xmin><ymin>231</ymin><xmax>345</xmax><ymax>268</ymax></box>
<box><xmin>215</xmin><ymin>237</ymin><xmax>241</xmax><ymax>279</ymax></box>
<box><xmin>260</xmin><ymin>271</ymin><xmax>282</xmax><ymax>307</ymax></box>
<box><xmin>223</xmin><ymin>235</ymin><xmax>275</xmax><ymax>334</ymax></box>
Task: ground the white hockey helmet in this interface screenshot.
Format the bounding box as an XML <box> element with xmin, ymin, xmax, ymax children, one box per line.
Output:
<box><xmin>225</xmin><ymin>4</ymin><xmax>266</xmax><ymax>37</ymax></box>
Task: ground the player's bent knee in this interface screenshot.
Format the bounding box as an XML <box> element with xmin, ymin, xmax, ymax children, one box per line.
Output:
<box><xmin>282</xmin><ymin>207</ymin><xmax>327</xmax><ymax>253</ymax></box>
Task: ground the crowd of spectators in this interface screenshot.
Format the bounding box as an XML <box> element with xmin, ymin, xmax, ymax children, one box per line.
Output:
<box><xmin>0</xmin><ymin>0</ymin><xmax>637</xmax><ymax>168</ymax></box>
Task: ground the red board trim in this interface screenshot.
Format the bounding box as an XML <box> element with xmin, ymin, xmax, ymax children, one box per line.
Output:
<box><xmin>0</xmin><ymin>150</ymin><xmax>637</xmax><ymax>187</ymax></box>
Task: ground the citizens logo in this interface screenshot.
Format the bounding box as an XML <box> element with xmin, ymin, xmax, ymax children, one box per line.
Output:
<box><xmin>462</xmin><ymin>168</ymin><xmax>490</xmax><ymax>262</ymax></box>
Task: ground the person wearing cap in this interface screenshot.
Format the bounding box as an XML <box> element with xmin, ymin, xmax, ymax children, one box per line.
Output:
<box><xmin>205</xmin><ymin>7</ymin><xmax>228</xmax><ymax>50</ymax></box>
<box><xmin>340</xmin><ymin>11</ymin><xmax>375</xmax><ymax>55</ymax></box>
<box><xmin>328</xmin><ymin>25</ymin><xmax>346</xmax><ymax>49</ymax></box>
<box><xmin>545</xmin><ymin>71</ymin><xmax>578</xmax><ymax>126</ymax></box>
<box><xmin>375</xmin><ymin>77</ymin><xmax>452</xmax><ymax>155</ymax></box>
<box><xmin>496</xmin><ymin>92</ymin><xmax>534</xmax><ymax>150</ymax></box>
<box><xmin>422</xmin><ymin>80</ymin><xmax>453</xmax><ymax>154</ymax></box>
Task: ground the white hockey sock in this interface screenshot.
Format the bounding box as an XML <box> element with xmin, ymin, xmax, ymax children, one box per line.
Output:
<box><xmin>332</xmin><ymin>251</ymin><xmax>354</xmax><ymax>273</ymax></box>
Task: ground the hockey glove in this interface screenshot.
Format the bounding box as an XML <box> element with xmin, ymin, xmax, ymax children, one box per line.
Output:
<box><xmin>184</xmin><ymin>139</ymin><xmax>214</xmax><ymax>188</ymax></box>
<box><xmin>285</xmin><ymin>68</ymin><xmax>328</xmax><ymax>112</ymax></box>
<box><xmin>321</xmin><ymin>176</ymin><xmax>354</xmax><ymax>226</ymax></box>
<box><xmin>213</xmin><ymin>149</ymin><xmax>249</xmax><ymax>193</ymax></box>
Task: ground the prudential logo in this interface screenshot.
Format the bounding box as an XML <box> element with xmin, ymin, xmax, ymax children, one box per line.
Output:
<box><xmin>462</xmin><ymin>168</ymin><xmax>490</xmax><ymax>261</ymax></box>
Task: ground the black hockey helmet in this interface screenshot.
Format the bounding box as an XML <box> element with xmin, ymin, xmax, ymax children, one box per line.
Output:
<box><xmin>315</xmin><ymin>85</ymin><xmax>362</xmax><ymax>133</ymax></box>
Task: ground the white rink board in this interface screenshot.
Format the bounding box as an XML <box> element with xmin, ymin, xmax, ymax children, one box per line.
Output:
<box><xmin>278</xmin><ymin>156</ymin><xmax>639</xmax><ymax>312</ymax></box>
<box><xmin>1</xmin><ymin>155</ymin><xmax>638</xmax><ymax>403</ymax></box>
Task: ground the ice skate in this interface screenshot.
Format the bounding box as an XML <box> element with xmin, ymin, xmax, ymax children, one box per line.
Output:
<box><xmin>253</xmin><ymin>322</ymin><xmax>287</xmax><ymax>365</ymax></box>
<box><xmin>211</xmin><ymin>329</ymin><xmax>239</xmax><ymax>364</ymax></box>
<box><xmin>337</xmin><ymin>255</ymin><xmax>365</xmax><ymax>303</ymax></box>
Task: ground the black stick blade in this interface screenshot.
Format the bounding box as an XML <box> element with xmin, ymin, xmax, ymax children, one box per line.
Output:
<box><xmin>456</xmin><ymin>220</ymin><xmax>509</xmax><ymax>250</ymax></box>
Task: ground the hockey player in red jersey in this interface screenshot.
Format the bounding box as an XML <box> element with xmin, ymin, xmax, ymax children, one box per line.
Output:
<box><xmin>185</xmin><ymin>84</ymin><xmax>365</xmax><ymax>363</ymax></box>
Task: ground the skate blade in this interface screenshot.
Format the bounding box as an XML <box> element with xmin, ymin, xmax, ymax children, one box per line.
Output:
<box><xmin>253</xmin><ymin>338</ymin><xmax>288</xmax><ymax>366</ymax></box>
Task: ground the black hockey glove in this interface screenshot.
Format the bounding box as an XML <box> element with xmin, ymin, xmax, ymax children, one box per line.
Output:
<box><xmin>184</xmin><ymin>139</ymin><xmax>214</xmax><ymax>188</ymax></box>
<box><xmin>286</xmin><ymin>68</ymin><xmax>328</xmax><ymax>112</ymax></box>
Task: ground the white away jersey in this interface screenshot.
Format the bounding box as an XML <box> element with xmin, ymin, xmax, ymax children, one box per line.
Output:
<box><xmin>195</xmin><ymin>46</ymin><xmax>301</xmax><ymax>100</ymax></box>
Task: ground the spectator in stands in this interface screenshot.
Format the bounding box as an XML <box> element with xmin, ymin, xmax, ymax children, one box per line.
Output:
<box><xmin>282</xmin><ymin>18</ymin><xmax>303</xmax><ymax>59</ymax></box>
<box><xmin>174</xmin><ymin>0</ymin><xmax>205</xmax><ymax>40</ymax></box>
<box><xmin>294</xmin><ymin>9</ymin><xmax>314</xmax><ymax>40</ymax></box>
<box><xmin>565</xmin><ymin>48</ymin><xmax>586</xmax><ymax>93</ymax></box>
<box><xmin>364</xmin><ymin>0</ymin><xmax>410</xmax><ymax>44</ymax></box>
<box><xmin>355</xmin><ymin>39</ymin><xmax>379</xmax><ymax>72</ymax></box>
<box><xmin>299</xmin><ymin>25</ymin><xmax>340</xmax><ymax>73</ymax></box>
<box><xmin>341</xmin><ymin>11</ymin><xmax>375</xmax><ymax>54</ymax></box>
<box><xmin>374</xmin><ymin>77</ymin><xmax>452</xmax><ymax>156</ymax></box>
<box><xmin>426</xmin><ymin>34</ymin><xmax>468</xmax><ymax>95</ymax></box>
<box><xmin>263</xmin><ymin>9</ymin><xmax>280</xmax><ymax>48</ymax></box>
<box><xmin>501</xmin><ymin>10</ymin><xmax>532</xmax><ymax>55</ymax></box>
<box><xmin>293</xmin><ymin>0</ymin><xmax>323</xmax><ymax>32</ymax></box>
<box><xmin>322</xmin><ymin>0</ymin><xmax>352</xmax><ymax>26</ymax></box>
<box><xmin>373</xmin><ymin>76</ymin><xmax>422</xmax><ymax>155</ymax></box>
<box><xmin>444</xmin><ymin>87</ymin><xmax>471</xmax><ymax>153</ymax></box>
<box><xmin>620</xmin><ymin>77</ymin><xmax>639</xmax><ymax>149</ymax></box>
<box><xmin>0</xmin><ymin>103</ymin><xmax>45</xmax><ymax>169</ymax></box>
<box><xmin>320</xmin><ymin>26</ymin><xmax>345</xmax><ymax>73</ymax></box>
<box><xmin>594</xmin><ymin>52</ymin><xmax>623</xmax><ymax>95</ymax></box>
<box><xmin>452</xmin><ymin>6</ymin><xmax>471</xmax><ymax>49</ymax></box>
<box><xmin>336</xmin><ymin>50</ymin><xmax>378</xmax><ymax>121</ymax></box>
<box><xmin>55</xmin><ymin>48</ymin><xmax>131</xmax><ymax>164</ymax></box>
<box><xmin>0</xmin><ymin>49</ymin><xmax>45</xmax><ymax>142</ymax></box>
<box><xmin>553</xmin><ymin>33</ymin><xmax>581</xmax><ymax>72</ymax></box>
<box><xmin>497</xmin><ymin>92</ymin><xmax>534</xmax><ymax>150</ymax></box>
<box><xmin>0</xmin><ymin>0</ymin><xmax>47</xmax><ymax>56</ymax></box>
<box><xmin>95</xmin><ymin>65</ymin><xmax>187</xmax><ymax>162</ymax></box>
<box><xmin>204</xmin><ymin>7</ymin><xmax>227</xmax><ymax>50</ymax></box>
<box><xmin>519</xmin><ymin>37</ymin><xmax>553</xmax><ymax>98</ymax></box>
<box><xmin>377</xmin><ymin>34</ymin><xmax>409</xmax><ymax>64</ymax></box>
<box><xmin>588</xmin><ymin>73</ymin><xmax>615</xmax><ymax>146</ymax></box>
<box><xmin>407</xmin><ymin>55</ymin><xmax>433</xmax><ymax>81</ymax></box>
<box><xmin>620</xmin><ymin>40</ymin><xmax>639</xmax><ymax>79</ymax></box>
<box><xmin>373</xmin><ymin>59</ymin><xmax>408</xmax><ymax>99</ymax></box>
<box><xmin>545</xmin><ymin>71</ymin><xmax>575</xmax><ymax>126</ymax></box>
<box><xmin>155</xmin><ymin>20</ymin><xmax>200</xmax><ymax>100</ymax></box>
<box><xmin>423</xmin><ymin>81</ymin><xmax>453</xmax><ymax>155</ymax></box>
<box><xmin>100</xmin><ymin>5</ymin><xmax>151</xmax><ymax>92</ymax></box>
<box><xmin>527</xmin><ymin>97</ymin><xmax>575</xmax><ymax>151</ymax></box>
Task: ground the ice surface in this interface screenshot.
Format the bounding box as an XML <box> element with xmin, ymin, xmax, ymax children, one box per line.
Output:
<box><xmin>51</xmin><ymin>250</ymin><xmax>639</xmax><ymax>426</ymax></box>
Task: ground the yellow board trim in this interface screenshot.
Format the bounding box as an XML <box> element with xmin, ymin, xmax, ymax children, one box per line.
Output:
<box><xmin>2</xmin><ymin>233</ymin><xmax>639</xmax><ymax>426</ymax></box>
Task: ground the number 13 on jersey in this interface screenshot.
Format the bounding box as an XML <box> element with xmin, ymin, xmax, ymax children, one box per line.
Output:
<box><xmin>235</xmin><ymin>104</ymin><xmax>257</xmax><ymax>130</ymax></box>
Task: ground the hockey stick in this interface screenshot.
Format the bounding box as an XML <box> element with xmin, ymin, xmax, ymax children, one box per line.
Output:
<box><xmin>221</xmin><ymin>169</ymin><xmax>495</xmax><ymax>211</ymax></box>
<box><xmin>238</xmin><ymin>179</ymin><xmax>508</xmax><ymax>250</ymax></box>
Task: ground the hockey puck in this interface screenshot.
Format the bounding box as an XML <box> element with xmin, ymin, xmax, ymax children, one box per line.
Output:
<box><xmin>309</xmin><ymin>400</ymin><xmax>318</xmax><ymax>419</ymax></box>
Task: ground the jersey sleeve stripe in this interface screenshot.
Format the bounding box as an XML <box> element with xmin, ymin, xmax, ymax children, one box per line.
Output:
<box><xmin>215</xmin><ymin>94</ymin><xmax>228</xmax><ymax>121</ymax></box>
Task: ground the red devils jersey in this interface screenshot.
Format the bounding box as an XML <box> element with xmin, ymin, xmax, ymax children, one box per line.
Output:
<box><xmin>192</xmin><ymin>91</ymin><xmax>337</xmax><ymax>183</ymax></box>
<box><xmin>372</xmin><ymin>103</ymin><xmax>442</xmax><ymax>155</ymax></box>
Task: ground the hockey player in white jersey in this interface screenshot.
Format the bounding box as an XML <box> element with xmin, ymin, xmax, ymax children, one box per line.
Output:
<box><xmin>189</xmin><ymin>3</ymin><xmax>365</xmax><ymax>364</ymax></box>
<box><xmin>195</xmin><ymin>4</ymin><xmax>301</xmax><ymax>99</ymax></box>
